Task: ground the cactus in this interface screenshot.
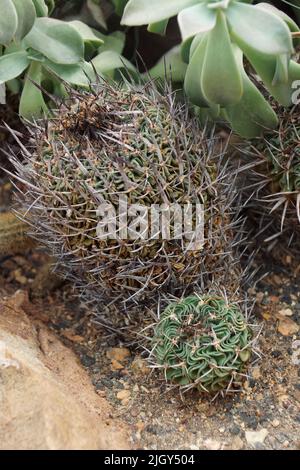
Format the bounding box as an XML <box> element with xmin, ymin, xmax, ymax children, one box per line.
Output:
<box><xmin>240</xmin><ymin>104</ymin><xmax>300</xmax><ymax>249</ymax></box>
<box><xmin>14</xmin><ymin>80</ymin><xmax>244</xmax><ymax>304</ymax></box>
<box><xmin>151</xmin><ymin>294</ymin><xmax>252</xmax><ymax>393</ymax></box>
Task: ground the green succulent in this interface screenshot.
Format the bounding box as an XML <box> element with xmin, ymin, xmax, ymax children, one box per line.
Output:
<box><xmin>152</xmin><ymin>294</ymin><xmax>252</xmax><ymax>393</ymax></box>
<box><xmin>15</xmin><ymin>80</ymin><xmax>243</xmax><ymax>304</ymax></box>
<box><xmin>0</xmin><ymin>0</ymin><xmax>136</xmax><ymax>120</ymax></box>
<box><xmin>122</xmin><ymin>0</ymin><xmax>300</xmax><ymax>137</ymax></box>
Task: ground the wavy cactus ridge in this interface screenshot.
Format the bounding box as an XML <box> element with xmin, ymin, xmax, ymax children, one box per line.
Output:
<box><xmin>152</xmin><ymin>294</ymin><xmax>252</xmax><ymax>393</ymax></box>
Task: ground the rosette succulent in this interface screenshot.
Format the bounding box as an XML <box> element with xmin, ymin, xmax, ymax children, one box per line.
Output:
<box><xmin>122</xmin><ymin>0</ymin><xmax>300</xmax><ymax>137</ymax></box>
<box><xmin>0</xmin><ymin>0</ymin><xmax>135</xmax><ymax>119</ymax></box>
<box><xmin>152</xmin><ymin>294</ymin><xmax>252</xmax><ymax>393</ymax></box>
<box><xmin>14</xmin><ymin>80</ymin><xmax>243</xmax><ymax>305</ymax></box>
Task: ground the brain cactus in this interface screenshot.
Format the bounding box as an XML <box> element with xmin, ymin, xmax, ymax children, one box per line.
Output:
<box><xmin>241</xmin><ymin>104</ymin><xmax>300</xmax><ymax>248</ymax></box>
<box><xmin>14</xmin><ymin>80</ymin><xmax>242</xmax><ymax>304</ymax></box>
<box><xmin>152</xmin><ymin>294</ymin><xmax>252</xmax><ymax>393</ymax></box>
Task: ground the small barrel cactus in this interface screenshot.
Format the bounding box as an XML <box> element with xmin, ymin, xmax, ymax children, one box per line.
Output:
<box><xmin>14</xmin><ymin>80</ymin><xmax>243</xmax><ymax>304</ymax></box>
<box><xmin>152</xmin><ymin>294</ymin><xmax>252</xmax><ymax>393</ymax></box>
<box><xmin>241</xmin><ymin>104</ymin><xmax>300</xmax><ymax>249</ymax></box>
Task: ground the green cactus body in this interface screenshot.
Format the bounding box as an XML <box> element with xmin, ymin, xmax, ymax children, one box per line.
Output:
<box><xmin>152</xmin><ymin>295</ymin><xmax>252</xmax><ymax>393</ymax></box>
<box><xmin>241</xmin><ymin>104</ymin><xmax>300</xmax><ymax>249</ymax></box>
<box><xmin>15</xmin><ymin>81</ymin><xmax>243</xmax><ymax>304</ymax></box>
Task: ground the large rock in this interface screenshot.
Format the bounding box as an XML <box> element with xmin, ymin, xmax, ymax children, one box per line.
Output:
<box><xmin>0</xmin><ymin>291</ymin><xmax>131</xmax><ymax>450</ymax></box>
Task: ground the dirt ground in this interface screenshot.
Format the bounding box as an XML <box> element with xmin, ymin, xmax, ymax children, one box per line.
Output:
<box><xmin>0</xmin><ymin>179</ymin><xmax>299</xmax><ymax>450</ymax></box>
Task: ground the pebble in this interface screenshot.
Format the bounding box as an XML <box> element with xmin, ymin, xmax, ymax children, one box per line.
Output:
<box><xmin>80</xmin><ymin>354</ymin><xmax>96</xmax><ymax>367</ymax></box>
<box><xmin>277</xmin><ymin>318</ymin><xmax>299</xmax><ymax>336</ymax></box>
<box><xmin>229</xmin><ymin>425</ymin><xmax>241</xmax><ymax>436</ymax></box>
<box><xmin>245</xmin><ymin>429</ymin><xmax>268</xmax><ymax>448</ymax></box>
<box><xmin>231</xmin><ymin>436</ymin><xmax>244</xmax><ymax>450</ymax></box>
<box><xmin>203</xmin><ymin>439</ymin><xmax>221</xmax><ymax>450</ymax></box>
<box><xmin>116</xmin><ymin>389</ymin><xmax>131</xmax><ymax>402</ymax></box>
<box><xmin>271</xmin><ymin>419</ymin><xmax>280</xmax><ymax>428</ymax></box>
<box><xmin>278</xmin><ymin>308</ymin><xmax>293</xmax><ymax>317</ymax></box>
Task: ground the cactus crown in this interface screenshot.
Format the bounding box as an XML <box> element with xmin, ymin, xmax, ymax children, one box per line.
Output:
<box><xmin>15</xmin><ymin>80</ymin><xmax>242</xmax><ymax>304</ymax></box>
<box><xmin>152</xmin><ymin>295</ymin><xmax>252</xmax><ymax>393</ymax></box>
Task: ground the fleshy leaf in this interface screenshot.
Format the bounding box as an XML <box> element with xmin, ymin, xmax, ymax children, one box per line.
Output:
<box><xmin>121</xmin><ymin>0</ymin><xmax>199</xmax><ymax>25</ymax></box>
<box><xmin>227</xmin><ymin>1</ymin><xmax>293</xmax><ymax>55</ymax></box>
<box><xmin>255</xmin><ymin>3</ymin><xmax>299</xmax><ymax>33</ymax></box>
<box><xmin>224</xmin><ymin>47</ymin><xmax>278</xmax><ymax>137</ymax></box>
<box><xmin>184</xmin><ymin>34</ymin><xmax>209</xmax><ymax>107</ymax></box>
<box><xmin>32</xmin><ymin>0</ymin><xmax>48</xmax><ymax>16</ymax></box>
<box><xmin>19</xmin><ymin>61</ymin><xmax>48</xmax><ymax>119</ymax></box>
<box><xmin>68</xmin><ymin>20</ymin><xmax>104</xmax><ymax>47</ymax></box>
<box><xmin>201</xmin><ymin>11</ymin><xmax>243</xmax><ymax>106</ymax></box>
<box><xmin>87</xmin><ymin>0</ymin><xmax>107</xmax><ymax>29</ymax></box>
<box><xmin>0</xmin><ymin>0</ymin><xmax>18</xmax><ymax>45</ymax></box>
<box><xmin>24</xmin><ymin>18</ymin><xmax>84</xmax><ymax>65</ymax></box>
<box><xmin>147</xmin><ymin>19</ymin><xmax>169</xmax><ymax>35</ymax></box>
<box><xmin>44</xmin><ymin>61</ymin><xmax>91</xmax><ymax>87</ymax></box>
<box><xmin>12</xmin><ymin>0</ymin><xmax>36</xmax><ymax>41</ymax></box>
<box><xmin>97</xmin><ymin>31</ymin><xmax>125</xmax><ymax>54</ymax></box>
<box><xmin>0</xmin><ymin>51</ymin><xmax>29</xmax><ymax>84</ymax></box>
<box><xmin>178</xmin><ymin>3</ymin><xmax>216</xmax><ymax>41</ymax></box>
<box><xmin>91</xmin><ymin>50</ymin><xmax>137</xmax><ymax>79</ymax></box>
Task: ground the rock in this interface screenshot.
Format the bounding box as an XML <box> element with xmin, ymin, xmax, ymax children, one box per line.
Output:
<box><xmin>277</xmin><ymin>318</ymin><xmax>299</xmax><ymax>336</ymax></box>
<box><xmin>116</xmin><ymin>389</ymin><xmax>131</xmax><ymax>400</ymax></box>
<box><xmin>252</xmin><ymin>366</ymin><xmax>261</xmax><ymax>380</ymax></box>
<box><xmin>229</xmin><ymin>425</ymin><xmax>241</xmax><ymax>436</ymax></box>
<box><xmin>107</xmin><ymin>347</ymin><xmax>131</xmax><ymax>363</ymax></box>
<box><xmin>131</xmin><ymin>355</ymin><xmax>149</xmax><ymax>376</ymax></box>
<box><xmin>231</xmin><ymin>436</ymin><xmax>244</xmax><ymax>450</ymax></box>
<box><xmin>0</xmin><ymin>292</ymin><xmax>131</xmax><ymax>450</ymax></box>
<box><xmin>271</xmin><ymin>419</ymin><xmax>280</xmax><ymax>428</ymax></box>
<box><xmin>278</xmin><ymin>308</ymin><xmax>293</xmax><ymax>317</ymax></box>
<box><xmin>245</xmin><ymin>429</ymin><xmax>268</xmax><ymax>448</ymax></box>
<box><xmin>203</xmin><ymin>439</ymin><xmax>221</xmax><ymax>450</ymax></box>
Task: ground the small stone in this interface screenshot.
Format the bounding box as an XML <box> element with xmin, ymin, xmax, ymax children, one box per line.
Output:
<box><xmin>272</xmin><ymin>419</ymin><xmax>280</xmax><ymax>428</ymax></box>
<box><xmin>190</xmin><ymin>444</ymin><xmax>199</xmax><ymax>450</ymax></box>
<box><xmin>229</xmin><ymin>425</ymin><xmax>240</xmax><ymax>436</ymax></box>
<box><xmin>271</xmin><ymin>350</ymin><xmax>282</xmax><ymax>358</ymax></box>
<box><xmin>219</xmin><ymin>427</ymin><xmax>225</xmax><ymax>434</ymax></box>
<box><xmin>110</xmin><ymin>359</ymin><xmax>124</xmax><ymax>371</ymax></box>
<box><xmin>107</xmin><ymin>347</ymin><xmax>131</xmax><ymax>363</ymax></box>
<box><xmin>203</xmin><ymin>439</ymin><xmax>221</xmax><ymax>450</ymax></box>
<box><xmin>256</xmin><ymin>292</ymin><xmax>264</xmax><ymax>303</ymax></box>
<box><xmin>80</xmin><ymin>354</ymin><xmax>95</xmax><ymax>367</ymax></box>
<box><xmin>278</xmin><ymin>318</ymin><xmax>299</xmax><ymax>336</ymax></box>
<box><xmin>283</xmin><ymin>440</ymin><xmax>289</xmax><ymax>448</ymax></box>
<box><xmin>136</xmin><ymin>421</ymin><xmax>145</xmax><ymax>432</ymax></box>
<box><xmin>278</xmin><ymin>308</ymin><xmax>293</xmax><ymax>317</ymax></box>
<box><xmin>252</xmin><ymin>366</ymin><xmax>261</xmax><ymax>380</ymax></box>
<box><xmin>245</xmin><ymin>429</ymin><xmax>268</xmax><ymax>448</ymax></box>
<box><xmin>131</xmin><ymin>356</ymin><xmax>149</xmax><ymax>376</ymax></box>
<box><xmin>116</xmin><ymin>389</ymin><xmax>131</xmax><ymax>401</ymax></box>
<box><xmin>231</xmin><ymin>436</ymin><xmax>244</xmax><ymax>450</ymax></box>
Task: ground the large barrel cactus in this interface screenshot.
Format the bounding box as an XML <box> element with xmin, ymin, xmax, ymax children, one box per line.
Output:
<box><xmin>14</xmin><ymin>80</ymin><xmax>243</xmax><ymax>304</ymax></box>
<box><xmin>151</xmin><ymin>294</ymin><xmax>252</xmax><ymax>393</ymax></box>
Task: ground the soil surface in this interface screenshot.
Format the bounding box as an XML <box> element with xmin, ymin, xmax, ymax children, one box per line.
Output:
<box><xmin>0</xmin><ymin>178</ymin><xmax>299</xmax><ymax>450</ymax></box>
